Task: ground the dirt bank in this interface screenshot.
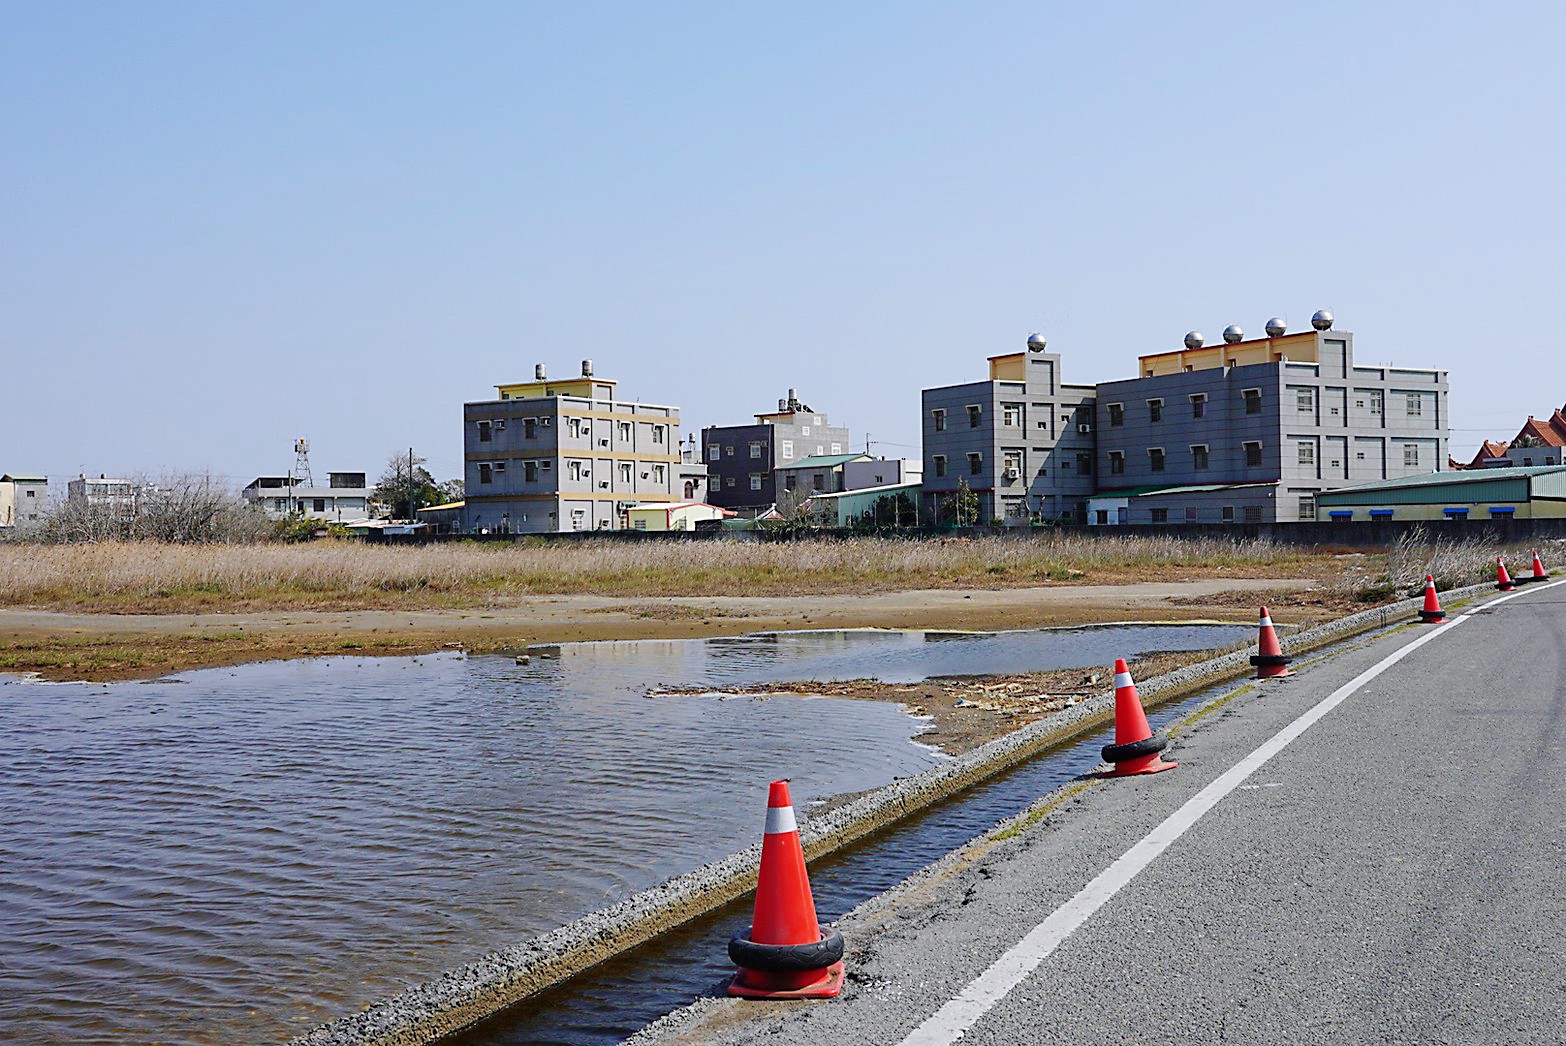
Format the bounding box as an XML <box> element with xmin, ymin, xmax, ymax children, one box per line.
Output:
<box><xmin>0</xmin><ymin>578</ymin><xmax>1351</xmax><ymax>681</ymax></box>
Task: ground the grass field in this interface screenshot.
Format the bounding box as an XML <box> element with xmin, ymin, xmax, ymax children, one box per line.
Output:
<box><xmin>0</xmin><ymin>535</ymin><xmax>1353</xmax><ymax>613</ymax></box>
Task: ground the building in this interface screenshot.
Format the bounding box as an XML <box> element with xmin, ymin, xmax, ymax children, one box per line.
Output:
<box><xmin>921</xmin><ymin>336</ymin><xmax>1098</xmax><ymax>525</ymax></box>
<box><xmin>843</xmin><ymin>457</ymin><xmax>921</xmax><ymax>491</ymax></box>
<box><xmin>676</xmin><ymin>434</ymin><xmax>709</xmax><ymax>503</ymax></box>
<box><xmin>625</xmin><ymin>501</ymin><xmax>734</xmax><ymax>532</ymax></box>
<box><xmin>806</xmin><ymin>481</ymin><xmax>922</xmax><ymax>528</ymax></box>
<box><xmin>702</xmin><ymin>389</ymin><xmax>852</xmax><ymax>512</ymax></box>
<box><xmin>67</xmin><ymin>474</ymin><xmax>139</xmax><ymax>517</ymax></box>
<box><xmin>462</xmin><ymin>360</ymin><xmax>682</xmax><ymax>534</ymax></box>
<box><xmin>242</xmin><ymin>472</ymin><xmax>369</xmax><ymax>520</ymax></box>
<box><xmin>1463</xmin><ymin>405</ymin><xmax>1566</xmax><ymax>469</ymax></box>
<box><xmin>773</xmin><ymin>453</ymin><xmax>872</xmax><ymax>497</ymax></box>
<box><xmin>0</xmin><ymin>473</ymin><xmax>47</xmax><ymax>530</ymax></box>
<box><xmin>416</xmin><ymin>500</ymin><xmax>465</xmax><ymax>534</ymax></box>
<box><xmin>1316</xmin><ymin>464</ymin><xmax>1566</xmax><ymax>522</ymax></box>
<box><xmin>1092</xmin><ymin>315</ymin><xmax>1449</xmax><ymax>524</ymax></box>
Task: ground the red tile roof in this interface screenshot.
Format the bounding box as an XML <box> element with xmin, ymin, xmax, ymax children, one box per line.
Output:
<box><xmin>1512</xmin><ymin>407</ymin><xmax>1566</xmax><ymax>448</ymax></box>
<box><xmin>1462</xmin><ymin>440</ymin><xmax>1510</xmax><ymax>469</ymax></box>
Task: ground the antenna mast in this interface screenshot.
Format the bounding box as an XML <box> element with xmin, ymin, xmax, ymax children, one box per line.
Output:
<box><xmin>293</xmin><ymin>438</ymin><xmax>314</xmax><ymax>488</ymax></box>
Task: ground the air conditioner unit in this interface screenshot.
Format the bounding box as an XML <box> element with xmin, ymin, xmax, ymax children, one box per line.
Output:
<box><xmin>1078</xmin><ymin>423</ymin><xmax>1093</xmax><ymax>433</ymax></box>
<box><xmin>540</xmin><ymin>417</ymin><xmax>553</xmax><ymax>427</ymax></box>
<box><xmin>599</xmin><ymin>481</ymin><xmax>609</xmax><ymax>489</ymax></box>
<box><xmin>1003</xmin><ymin>467</ymin><xmax>1020</xmax><ymax>480</ymax></box>
<box><xmin>641</xmin><ymin>472</ymin><xmax>649</xmax><ymax>479</ymax></box>
<box><xmin>599</xmin><ymin>438</ymin><xmax>609</xmax><ymax>448</ymax></box>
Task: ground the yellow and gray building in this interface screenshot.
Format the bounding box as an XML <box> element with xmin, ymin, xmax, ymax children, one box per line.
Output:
<box><xmin>462</xmin><ymin>361</ymin><xmax>683</xmax><ymax>534</ymax></box>
<box><xmin>1315</xmin><ymin>465</ymin><xmax>1566</xmax><ymax>522</ymax></box>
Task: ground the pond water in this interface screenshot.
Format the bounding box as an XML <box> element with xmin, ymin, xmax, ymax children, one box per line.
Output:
<box><xmin>0</xmin><ymin>623</ymin><xmax>1250</xmax><ymax>1044</ymax></box>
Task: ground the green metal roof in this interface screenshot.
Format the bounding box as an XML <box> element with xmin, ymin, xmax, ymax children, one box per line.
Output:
<box><xmin>1094</xmin><ymin>481</ymin><xmax>1277</xmax><ymax>498</ymax></box>
<box><xmin>1</xmin><ymin>473</ymin><xmax>46</xmax><ymax>483</ymax></box>
<box><xmin>774</xmin><ymin>453</ymin><xmax>869</xmax><ymax>470</ymax></box>
<box><xmin>1317</xmin><ymin>465</ymin><xmax>1566</xmax><ymax>507</ymax></box>
<box><xmin>806</xmin><ymin>481</ymin><xmax>921</xmax><ymax>501</ymax></box>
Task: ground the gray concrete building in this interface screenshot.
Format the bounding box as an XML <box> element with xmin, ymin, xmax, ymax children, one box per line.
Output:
<box><xmin>67</xmin><ymin>474</ymin><xmax>139</xmax><ymax>517</ymax></box>
<box><xmin>1091</xmin><ymin>317</ymin><xmax>1449</xmax><ymax>524</ymax></box>
<box><xmin>242</xmin><ymin>472</ymin><xmax>369</xmax><ymax>520</ymax></box>
<box><xmin>920</xmin><ymin>338</ymin><xmax>1098</xmax><ymax>525</ymax></box>
<box><xmin>462</xmin><ymin>361</ymin><xmax>681</xmax><ymax>534</ymax></box>
<box><xmin>0</xmin><ymin>473</ymin><xmax>47</xmax><ymax>530</ymax></box>
<box><xmin>702</xmin><ymin>389</ymin><xmax>852</xmax><ymax>512</ymax></box>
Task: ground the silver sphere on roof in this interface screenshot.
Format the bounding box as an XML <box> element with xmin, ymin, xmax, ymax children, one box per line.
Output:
<box><xmin>1265</xmin><ymin>317</ymin><xmax>1287</xmax><ymax>338</ymax></box>
<box><xmin>1026</xmin><ymin>331</ymin><xmax>1047</xmax><ymax>352</ymax></box>
<box><xmin>1222</xmin><ymin>324</ymin><xmax>1244</xmax><ymax>344</ymax></box>
<box><xmin>1184</xmin><ymin>330</ymin><xmax>1204</xmax><ymax>350</ymax></box>
<box><xmin>1311</xmin><ymin>308</ymin><xmax>1334</xmax><ymax>331</ymax></box>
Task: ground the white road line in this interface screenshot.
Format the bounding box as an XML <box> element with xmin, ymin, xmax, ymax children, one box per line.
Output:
<box><xmin>899</xmin><ymin>577</ymin><xmax>1566</xmax><ymax>1046</ymax></box>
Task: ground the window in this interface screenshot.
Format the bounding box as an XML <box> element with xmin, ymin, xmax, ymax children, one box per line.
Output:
<box><xmin>1369</xmin><ymin>392</ymin><xmax>1383</xmax><ymax>415</ymax></box>
<box><xmin>708</xmin><ymin>444</ymin><xmax>721</xmax><ymax>462</ymax></box>
<box><xmin>568</xmin><ymin>417</ymin><xmax>583</xmax><ymax>438</ymax></box>
<box><xmin>801</xmin><ymin>425</ymin><xmax>811</xmax><ymax>436</ymax></box>
<box><xmin>1243</xmin><ymin>389</ymin><xmax>1262</xmax><ymax>415</ymax></box>
<box><xmin>750</xmin><ymin>473</ymin><xmax>763</xmax><ymax>491</ymax></box>
<box><xmin>523</xmin><ymin>418</ymin><xmax>537</xmax><ymax>439</ymax></box>
<box><xmin>933</xmin><ymin>409</ymin><xmax>947</xmax><ymax>431</ymax></box>
<box><xmin>1002</xmin><ymin>404</ymin><xmax>1020</xmax><ymax>427</ymax></box>
<box><xmin>1244</xmin><ymin>505</ymin><xmax>1262</xmax><ymax>523</ymax></box>
<box><xmin>1406</xmin><ymin>394</ymin><xmax>1423</xmax><ymax>417</ymax></box>
<box><xmin>568</xmin><ymin>460</ymin><xmax>584</xmax><ymax>481</ymax></box>
<box><xmin>968</xmin><ymin>405</ymin><xmax>982</xmax><ymax>428</ymax></box>
<box><xmin>724</xmin><ymin>476</ymin><xmax>735</xmax><ymax>488</ymax></box>
<box><xmin>1150</xmin><ymin>508</ymin><xmax>1168</xmax><ymax>523</ymax></box>
<box><xmin>785</xmin><ymin>473</ymin><xmax>798</xmax><ymax>490</ymax></box>
<box><xmin>619</xmin><ymin>463</ymin><xmax>632</xmax><ymax>483</ymax></box>
<box><xmin>540</xmin><ymin>459</ymin><xmax>551</xmax><ymax>471</ymax></box>
<box><xmin>313</xmin><ymin>498</ymin><xmax>326</xmax><ymax>512</ymax></box>
<box><xmin>1147</xmin><ymin>398</ymin><xmax>1163</xmax><ymax>422</ymax></box>
<box><xmin>1298</xmin><ymin>493</ymin><xmax>1316</xmax><ymax>520</ymax></box>
<box><xmin>1149</xmin><ymin>448</ymin><xmax>1165</xmax><ymax>472</ymax></box>
<box><xmin>652</xmin><ymin>425</ymin><xmax>666</xmax><ymax>443</ymax></box>
<box><xmin>618</xmin><ymin>421</ymin><xmax>632</xmax><ymax>441</ymax></box>
<box><xmin>781</xmin><ymin>440</ymin><xmax>794</xmax><ymax>458</ymax></box>
<box><xmin>1298</xmin><ymin>442</ymin><xmax>1315</xmax><ymax>466</ymax></box>
<box><xmin>1221</xmin><ymin>505</ymin><xmax>1235</xmax><ymax>523</ymax></box>
<box><xmin>749</xmin><ymin>442</ymin><xmax>763</xmax><ymax>459</ymax></box>
<box><xmin>815</xmin><ymin>445</ymin><xmax>824</xmax><ymax>455</ymax></box>
<box><xmin>1109</xmin><ymin>451</ymin><xmax>1125</xmax><ymax>475</ymax></box>
<box><xmin>1185</xmin><ymin>506</ymin><xmax>1198</xmax><ymax>523</ymax></box>
<box><xmin>1190</xmin><ymin>394</ymin><xmax>1207</xmax><ymax>418</ymax></box>
<box><xmin>814</xmin><ymin>416</ymin><xmax>823</xmax><ymax>426</ymax></box>
<box><xmin>812</xmin><ymin>474</ymin><xmax>824</xmax><ymax>491</ymax></box>
<box><xmin>933</xmin><ymin>455</ymin><xmax>947</xmax><ymax>478</ymax></box>
<box><xmin>1191</xmin><ymin>445</ymin><xmax>1209</xmax><ymax>470</ymax></box>
<box><xmin>830</xmin><ymin>443</ymin><xmax>842</xmax><ymax>454</ymax></box>
<box><xmin>1003</xmin><ymin>451</ymin><xmax>1022</xmax><ymax>476</ymax></box>
<box><xmin>478</xmin><ymin>420</ymin><xmax>492</xmax><ymax>442</ymax></box>
<box><xmin>25</xmin><ymin>489</ymin><xmax>35</xmax><ymax>498</ymax></box>
<box><xmin>479</xmin><ymin>463</ymin><xmax>493</xmax><ymax>485</ymax></box>
<box><xmin>968</xmin><ymin>452</ymin><xmax>983</xmax><ymax>475</ymax></box>
<box><xmin>1107</xmin><ymin>403</ymin><xmax>1124</xmax><ymax>427</ymax></box>
<box><xmin>724</xmin><ymin>445</ymin><xmax>734</xmax><ymax>458</ymax></box>
<box><xmin>1403</xmin><ymin>444</ymin><xmax>1420</xmax><ymax>467</ymax></box>
<box><xmin>652</xmin><ymin>464</ymin><xmax>666</xmax><ymax>483</ymax></box>
<box><xmin>1297</xmin><ymin>389</ymin><xmax>1314</xmax><ymax>413</ymax></box>
<box><xmin>525</xmin><ymin>461</ymin><xmax>537</xmax><ymax>482</ymax></box>
<box><xmin>1077</xmin><ymin>453</ymin><xmax>1092</xmax><ymax>475</ymax></box>
<box><xmin>1245</xmin><ymin>441</ymin><xmax>1263</xmax><ymax>467</ymax></box>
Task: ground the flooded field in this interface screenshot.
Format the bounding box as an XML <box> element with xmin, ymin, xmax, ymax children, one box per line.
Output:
<box><xmin>0</xmin><ymin>623</ymin><xmax>1250</xmax><ymax>1044</ymax></box>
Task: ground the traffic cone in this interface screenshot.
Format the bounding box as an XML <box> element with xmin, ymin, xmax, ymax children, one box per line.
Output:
<box><xmin>1496</xmin><ymin>557</ymin><xmax>1515</xmax><ymax>591</ymax></box>
<box><xmin>1529</xmin><ymin>550</ymin><xmax>1550</xmax><ymax>582</ymax></box>
<box><xmin>1100</xmin><ymin>659</ymin><xmax>1176</xmax><ymax>777</ymax></box>
<box><xmin>727</xmin><ymin>780</ymin><xmax>845</xmax><ymax>999</ymax></box>
<box><xmin>1417</xmin><ymin>576</ymin><xmax>1445</xmax><ymax>623</ymax></box>
<box><xmin>1249</xmin><ymin>606</ymin><xmax>1293</xmax><ymax>678</ymax></box>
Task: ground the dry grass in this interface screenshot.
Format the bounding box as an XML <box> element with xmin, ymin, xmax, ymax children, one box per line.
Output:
<box><xmin>0</xmin><ymin>535</ymin><xmax>1339</xmax><ymax>613</ymax></box>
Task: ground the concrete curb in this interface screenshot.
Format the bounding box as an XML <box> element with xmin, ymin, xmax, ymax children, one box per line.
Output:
<box><xmin>292</xmin><ymin>584</ymin><xmax>1491</xmax><ymax>1046</ymax></box>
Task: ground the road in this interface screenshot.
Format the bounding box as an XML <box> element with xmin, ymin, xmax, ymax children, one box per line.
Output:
<box><xmin>634</xmin><ymin>578</ymin><xmax>1566</xmax><ymax>1045</ymax></box>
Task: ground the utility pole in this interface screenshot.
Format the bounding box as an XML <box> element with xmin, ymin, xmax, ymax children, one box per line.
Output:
<box><xmin>407</xmin><ymin>447</ymin><xmax>415</xmax><ymax>524</ymax></box>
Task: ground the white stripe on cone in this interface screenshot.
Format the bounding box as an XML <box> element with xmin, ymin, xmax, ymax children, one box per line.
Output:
<box><xmin>1113</xmin><ymin>671</ymin><xmax>1134</xmax><ymax>690</ymax></box>
<box><xmin>1259</xmin><ymin>615</ymin><xmax>1274</xmax><ymax>628</ymax></box>
<box><xmin>764</xmin><ymin>805</ymin><xmax>798</xmax><ymax>835</ymax></box>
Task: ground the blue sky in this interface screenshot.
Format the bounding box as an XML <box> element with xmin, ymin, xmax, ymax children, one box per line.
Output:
<box><xmin>4</xmin><ymin>1</ymin><xmax>1560</xmax><ymax>488</ymax></box>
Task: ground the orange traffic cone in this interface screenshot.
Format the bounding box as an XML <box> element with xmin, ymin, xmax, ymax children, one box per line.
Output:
<box><xmin>1496</xmin><ymin>557</ymin><xmax>1515</xmax><ymax>592</ymax></box>
<box><xmin>1417</xmin><ymin>575</ymin><xmax>1445</xmax><ymax>623</ymax></box>
<box><xmin>1528</xmin><ymin>550</ymin><xmax>1550</xmax><ymax>582</ymax></box>
<box><xmin>1249</xmin><ymin>606</ymin><xmax>1293</xmax><ymax>678</ymax></box>
<box><xmin>728</xmin><ymin>780</ymin><xmax>845</xmax><ymax>999</ymax></box>
<box><xmin>1100</xmin><ymin>659</ymin><xmax>1176</xmax><ymax>777</ymax></box>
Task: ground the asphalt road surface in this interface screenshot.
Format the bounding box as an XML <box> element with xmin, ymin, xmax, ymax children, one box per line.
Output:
<box><xmin>634</xmin><ymin>578</ymin><xmax>1566</xmax><ymax>1045</ymax></box>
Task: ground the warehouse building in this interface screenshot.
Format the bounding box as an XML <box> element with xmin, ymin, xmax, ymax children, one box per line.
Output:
<box><xmin>1315</xmin><ymin>464</ymin><xmax>1566</xmax><ymax>522</ymax></box>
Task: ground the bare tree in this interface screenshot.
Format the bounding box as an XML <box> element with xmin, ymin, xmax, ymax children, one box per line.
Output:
<box><xmin>36</xmin><ymin>473</ymin><xmax>270</xmax><ymax>544</ymax></box>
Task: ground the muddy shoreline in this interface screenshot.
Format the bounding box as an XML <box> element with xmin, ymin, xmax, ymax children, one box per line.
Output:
<box><xmin>0</xmin><ymin>578</ymin><xmax>1347</xmax><ymax>682</ymax></box>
